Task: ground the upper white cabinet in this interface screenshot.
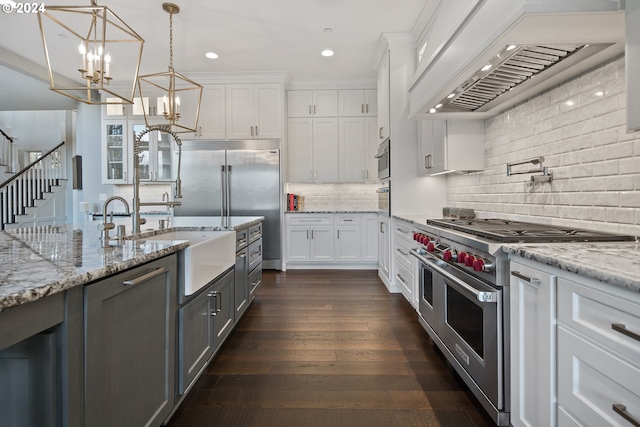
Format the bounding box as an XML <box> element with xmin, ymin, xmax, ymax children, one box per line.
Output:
<box><xmin>226</xmin><ymin>83</ymin><xmax>282</xmax><ymax>139</ymax></box>
<box><xmin>287</xmin><ymin>117</ymin><xmax>338</xmax><ymax>183</ymax></box>
<box><xmin>338</xmin><ymin>117</ymin><xmax>378</xmax><ymax>183</ymax></box>
<box><xmin>287</xmin><ymin>90</ymin><xmax>338</xmax><ymax>118</ymax></box>
<box><xmin>338</xmin><ymin>90</ymin><xmax>377</xmax><ymax>117</ymax></box>
<box><xmin>418</xmin><ymin>119</ymin><xmax>484</xmax><ymax>176</ymax></box>
<box><xmin>377</xmin><ymin>51</ymin><xmax>390</xmax><ymax>142</ymax></box>
<box><xmin>190</xmin><ymin>85</ymin><xmax>225</xmax><ymax>139</ymax></box>
<box><xmin>101</xmin><ymin>119</ymin><xmax>129</xmax><ymax>184</ymax></box>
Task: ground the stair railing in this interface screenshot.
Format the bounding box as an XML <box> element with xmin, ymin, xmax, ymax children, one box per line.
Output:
<box><xmin>0</xmin><ymin>128</ymin><xmax>13</xmax><ymax>172</ymax></box>
<box><xmin>0</xmin><ymin>141</ymin><xmax>66</xmax><ymax>230</ymax></box>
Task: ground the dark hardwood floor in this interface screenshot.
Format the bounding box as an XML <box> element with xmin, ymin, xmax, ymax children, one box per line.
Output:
<box><xmin>166</xmin><ymin>269</ymin><xmax>496</xmax><ymax>427</ymax></box>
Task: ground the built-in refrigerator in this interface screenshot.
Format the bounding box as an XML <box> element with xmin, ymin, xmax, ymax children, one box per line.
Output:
<box><xmin>173</xmin><ymin>140</ymin><xmax>281</xmax><ymax>269</ymax></box>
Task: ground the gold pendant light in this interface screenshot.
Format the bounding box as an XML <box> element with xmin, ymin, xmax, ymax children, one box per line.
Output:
<box><xmin>137</xmin><ymin>3</ymin><xmax>203</xmax><ymax>134</ymax></box>
<box><xmin>37</xmin><ymin>0</ymin><xmax>144</xmax><ymax>105</ymax></box>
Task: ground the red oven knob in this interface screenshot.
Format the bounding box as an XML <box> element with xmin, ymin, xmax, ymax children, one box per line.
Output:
<box><xmin>465</xmin><ymin>255</ymin><xmax>475</xmax><ymax>267</ymax></box>
<box><xmin>426</xmin><ymin>242</ymin><xmax>435</xmax><ymax>252</ymax></box>
<box><xmin>473</xmin><ymin>258</ymin><xmax>485</xmax><ymax>272</ymax></box>
<box><xmin>413</xmin><ymin>232</ymin><xmax>420</xmax><ymax>241</ymax></box>
<box><xmin>422</xmin><ymin>235</ymin><xmax>430</xmax><ymax>244</ymax></box>
<box><xmin>457</xmin><ymin>252</ymin><xmax>467</xmax><ymax>263</ymax></box>
<box><xmin>443</xmin><ymin>250</ymin><xmax>453</xmax><ymax>261</ymax></box>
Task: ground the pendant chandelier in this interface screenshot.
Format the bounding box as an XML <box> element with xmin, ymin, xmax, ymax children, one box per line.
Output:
<box><xmin>37</xmin><ymin>0</ymin><xmax>144</xmax><ymax>105</ymax></box>
<box><xmin>137</xmin><ymin>3</ymin><xmax>202</xmax><ymax>134</ymax></box>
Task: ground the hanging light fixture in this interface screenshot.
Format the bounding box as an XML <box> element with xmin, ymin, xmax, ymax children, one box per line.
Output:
<box><xmin>37</xmin><ymin>0</ymin><xmax>144</xmax><ymax>105</ymax></box>
<box><xmin>137</xmin><ymin>3</ymin><xmax>202</xmax><ymax>134</ymax></box>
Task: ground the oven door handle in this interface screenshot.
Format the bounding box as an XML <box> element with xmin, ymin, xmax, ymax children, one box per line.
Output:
<box><xmin>410</xmin><ymin>249</ymin><xmax>498</xmax><ymax>303</ymax></box>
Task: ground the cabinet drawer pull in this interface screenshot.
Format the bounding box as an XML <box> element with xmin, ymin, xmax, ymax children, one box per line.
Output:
<box><xmin>250</xmin><ymin>250</ymin><xmax>261</xmax><ymax>258</ymax></box>
<box><xmin>396</xmin><ymin>227</ymin><xmax>409</xmax><ymax>234</ymax></box>
<box><xmin>613</xmin><ymin>404</ymin><xmax>640</xmax><ymax>427</ymax></box>
<box><xmin>397</xmin><ymin>274</ymin><xmax>407</xmax><ymax>285</ymax></box>
<box><xmin>510</xmin><ymin>271</ymin><xmax>540</xmax><ymax>284</ymax></box>
<box><xmin>397</xmin><ymin>248</ymin><xmax>409</xmax><ymax>256</ymax></box>
<box><xmin>123</xmin><ymin>267</ymin><xmax>166</xmax><ymax>286</ymax></box>
<box><xmin>612</xmin><ymin>323</ymin><xmax>640</xmax><ymax>342</ymax></box>
<box><xmin>251</xmin><ymin>278</ymin><xmax>261</xmax><ymax>288</ymax></box>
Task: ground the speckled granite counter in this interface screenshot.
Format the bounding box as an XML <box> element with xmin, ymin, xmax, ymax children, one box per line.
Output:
<box><xmin>393</xmin><ymin>215</ymin><xmax>432</xmax><ymax>226</ymax></box>
<box><xmin>0</xmin><ymin>216</ymin><xmax>263</xmax><ymax>312</ymax></box>
<box><xmin>285</xmin><ymin>210</ymin><xmax>379</xmax><ymax>214</ymax></box>
<box><xmin>504</xmin><ymin>242</ymin><xmax>640</xmax><ymax>292</ymax></box>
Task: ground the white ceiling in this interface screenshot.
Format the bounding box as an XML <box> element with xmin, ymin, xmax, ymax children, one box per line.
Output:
<box><xmin>0</xmin><ymin>0</ymin><xmax>428</xmax><ymax>110</ymax></box>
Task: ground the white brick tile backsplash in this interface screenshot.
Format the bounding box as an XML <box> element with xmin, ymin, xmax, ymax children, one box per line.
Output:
<box><xmin>447</xmin><ymin>56</ymin><xmax>640</xmax><ymax>236</ymax></box>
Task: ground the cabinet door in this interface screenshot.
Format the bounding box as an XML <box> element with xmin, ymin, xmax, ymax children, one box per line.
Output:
<box><xmin>378</xmin><ymin>216</ymin><xmax>390</xmax><ymax>279</ymax></box>
<box><xmin>338</xmin><ymin>90</ymin><xmax>365</xmax><ymax>116</ymax></box>
<box><xmin>178</xmin><ymin>285</ymin><xmax>214</xmax><ymax>395</ymax></box>
<box><xmin>254</xmin><ymin>84</ymin><xmax>282</xmax><ymax>138</ymax></box>
<box><xmin>287</xmin><ymin>118</ymin><xmax>314</xmax><ymax>182</ymax></box>
<box><xmin>286</xmin><ymin>226</ymin><xmax>311</xmax><ymax>261</ymax></box>
<box><xmin>288</xmin><ymin>90</ymin><xmax>313</xmax><ymax>117</ymax></box>
<box><xmin>313</xmin><ymin>118</ymin><xmax>339</xmax><ymax>182</ymax></box>
<box><xmin>312</xmin><ymin>90</ymin><xmax>338</xmax><ymax>117</ymax></box>
<box><xmin>338</xmin><ymin>117</ymin><xmax>366</xmax><ymax>182</ymax></box>
<box><xmin>212</xmin><ymin>269</ymin><xmax>235</xmax><ymax>351</ymax></box>
<box><xmin>377</xmin><ymin>51</ymin><xmax>390</xmax><ymax>142</ymax></box>
<box><xmin>197</xmin><ymin>85</ymin><xmax>226</xmax><ymax>139</ymax></box>
<box><xmin>364</xmin><ymin>89</ymin><xmax>378</xmax><ymax>116</ymax></box>
<box><xmin>226</xmin><ymin>84</ymin><xmax>254</xmax><ymax>139</ymax></box>
<box><xmin>335</xmin><ymin>225</ymin><xmax>361</xmax><ymax>261</ymax></box>
<box><xmin>310</xmin><ymin>226</ymin><xmax>334</xmax><ymax>261</ymax></box>
<box><xmin>430</xmin><ymin>119</ymin><xmax>446</xmax><ymax>174</ymax></box>
<box><xmin>104</xmin><ymin>97</ymin><xmax>126</xmax><ymax>117</ymax></box>
<box><xmin>364</xmin><ymin>117</ymin><xmax>379</xmax><ymax>183</ymax></box>
<box><xmin>509</xmin><ymin>261</ymin><xmax>557</xmax><ymax>427</ymax></box>
<box><xmin>361</xmin><ymin>214</ymin><xmax>379</xmax><ymax>262</ymax></box>
<box><xmin>102</xmin><ymin>120</ymin><xmax>129</xmax><ymax>183</ymax></box>
<box><xmin>85</xmin><ymin>256</ymin><xmax>176</xmax><ymax>427</ymax></box>
<box><xmin>418</xmin><ymin>120</ymin><xmax>433</xmax><ymax>176</ymax></box>
<box><xmin>234</xmin><ymin>248</ymin><xmax>249</xmax><ymax>319</ymax></box>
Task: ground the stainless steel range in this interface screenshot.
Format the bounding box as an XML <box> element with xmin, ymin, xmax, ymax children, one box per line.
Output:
<box><xmin>410</xmin><ymin>218</ymin><xmax>636</xmax><ymax>426</ymax></box>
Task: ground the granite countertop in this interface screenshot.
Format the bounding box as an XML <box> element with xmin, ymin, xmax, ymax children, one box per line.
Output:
<box><xmin>0</xmin><ymin>215</ymin><xmax>264</xmax><ymax>312</ymax></box>
<box><xmin>504</xmin><ymin>242</ymin><xmax>640</xmax><ymax>292</ymax></box>
<box><xmin>285</xmin><ymin>210</ymin><xmax>379</xmax><ymax>214</ymax></box>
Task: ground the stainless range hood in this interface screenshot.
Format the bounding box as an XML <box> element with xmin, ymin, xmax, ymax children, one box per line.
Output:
<box><xmin>409</xmin><ymin>1</ymin><xmax>626</xmax><ymax>120</ymax></box>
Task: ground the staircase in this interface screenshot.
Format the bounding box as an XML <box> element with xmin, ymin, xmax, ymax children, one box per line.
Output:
<box><xmin>0</xmin><ymin>141</ymin><xmax>67</xmax><ymax>230</ymax></box>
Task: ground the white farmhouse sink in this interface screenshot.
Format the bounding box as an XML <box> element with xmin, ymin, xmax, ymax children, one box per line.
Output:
<box><xmin>145</xmin><ymin>230</ymin><xmax>235</xmax><ymax>295</ymax></box>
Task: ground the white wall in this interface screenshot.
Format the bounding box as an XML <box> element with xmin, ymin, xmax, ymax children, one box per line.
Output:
<box><xmin>447</xmin><ymin>56</ymin><xmax>640</xmax><ymax>237</ymax></box>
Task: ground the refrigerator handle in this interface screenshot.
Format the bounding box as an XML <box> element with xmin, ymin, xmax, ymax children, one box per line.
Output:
<box><xmin>220</xmin><ymin>165</ymin><xmax>226</xmax><ymax>219</ymax></box>
<box><xmin>226</xmin><ymin>165</ymin><xmax>232</xmax><ymax>221</ymax></box>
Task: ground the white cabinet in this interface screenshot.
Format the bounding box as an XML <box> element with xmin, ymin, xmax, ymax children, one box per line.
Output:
<box><xmin>287</xmin><ymin>90</ymin><xmax>338</xmax><ymax>118</ymax></box>
<box><xmin>378</xmin><ymin>214</ymin><xmax>391</xmax><ymax>283</ymax></box>
<box><xmin>192</xmin><ymin>85</ymin><xmax>226</xmax><ymax>139</ymax></box>
<box><xmin>335</xmin><ymin>215</ymin><xmax>361</xmax><ymax>262</ymax></box>
<box><xmin>338</xmin><ymin>90</ymin><xmax>377</xmax><ymax>117</ymax></box>
<box><xmin>557</xmin><ymin>276</ymin><xmax>640</xmax><ymax>427</ymax></box>
<box><xmin>287</xmin><ymin>118</ymin><xmax>338</xmax><ymax>183</ymax></box>
<box><xmin>377</xmin><ymin>51</ymin><xmax>390</xmax><ymax>143</ymax></box>
<box><xmin>418</xmin><ymin>119</ymin><xmax>484</xmax><ymax>176</ymax></box>
<box><xmin>627</xmin><ymin>1</ymin><xmax>640</xmax><ymax>131</ymax></box>
<box><xmin>101</xmin><ymin>120</ymin><xmax>129</xmax><ymax>184</ymax></box>
<box><xmin>285</xmin><ymin>214</ymin><xmax>378</xmax><ymax>266</ymax></box>
<box><xmin>226</xmin><ymin>84</ymin><xmax>282</xmax><ymax>139</ymax></box>
<box><xmin>509</xmin><ymin>259</ymin><xmax>557</xmax><ymax>427</ymax></box>
<box><xmin>337</xmin><ymin>116</ymin><xmax>379</xmax><ymax>183</ymax></box>
<box><xmin>393</xmin><ymin>220</ymin><xmax>418</xmax><ymax>308</ymax></box>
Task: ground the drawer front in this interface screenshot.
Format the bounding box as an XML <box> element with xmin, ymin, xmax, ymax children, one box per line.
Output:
<box><xmin>248</xmin><ymin>223</ymin><xmax>262</xmax><ymax>243</ymax></box>
<box><xmin>335</xmin><ymin>215</ymin><xmax>361</xmax><ymax>225</ymax></box>
<box><xmin>248</xmin><ymin>264</ymin><xmax>262</xmax><ymax>297</ymax></box>
<box><xmin>236</xmin><ymin>228</ymin><xmax>248</xmax><ymax>251</ymax></box>
<box><xmin>394</xmin><ymin>221</ymin><xmax>414</xmax><ymax>245</ymax></box>
<box><xmin>558</xmin><ymin>277</ymin><xmax>640</xmax><ymax>363</ymax></box>
<box><xmin>558</xmin><ymin>326</ymin><xmax>640</xmax><ymax>427</ymax></box>
<box><xmin>394</xmin><ymin>237</ymin><xmax>415</xmax><ymax>271</ymax></box>
<box><xmin>286</xmin><ymin>214</ymin><xmax>333</xmax><ymax>226</ymax></box>
<box><xmin>248</xmin><ymin>239</ymin><xmax>263</xmax><ymax>272</ymax></box>
<box><xmin>395</xmin><ymin>262</ymin><xmax>415</xmax><ymax>299</ymax></box>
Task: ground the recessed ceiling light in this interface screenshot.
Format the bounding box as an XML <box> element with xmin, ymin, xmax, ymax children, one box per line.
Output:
<box><xmin>205</xmin><ymin>52</ymin><xmax>218</xmax><ymax>59</ymax></box>
<box><xmin>323</xmin><ymin>28</ymin><xmax>333</xmax><ymax>33</ymax></box>
<box><xmin>429</xmin><ymin>108</ymin><xmax>436</xmax><ymax>113</ymax></box>
<box><xmin>447</xmin><ymin>93</ymin><xmax>455</xmax><ymax>99</ymax></box>
<box><xmin>435</xmin><ymin>104</ymin><xmax>443</xmax><ymax>109</ymax></box>
<box><xmin>565</xmin><ymin>100</ymin><xmax>575</xmax><ymax>106</ymax></box>
<box><xmin>321</xmin><ymin>49</ymin><xmax>334</xmax><ymax>57</ymax></box>
<box><xmin>595</xmin><ymin>91</ymin><xmax>604</xmax><ymax>97</ymax></box>
<box><xmin>506</xmin><ymin>45</ymin><xmax>517</xmax><ymax>51</ymax></box>
<box><xmin>481</xmin><ymin>64</ymin><xmax>492</xmax><ymax>72</ymax></box>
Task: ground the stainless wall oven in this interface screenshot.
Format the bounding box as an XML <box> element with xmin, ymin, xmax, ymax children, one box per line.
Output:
<box><xmin>375</xmin><ymin>139</ymin><xmax>390</xmax><ymax>180</ymax></box>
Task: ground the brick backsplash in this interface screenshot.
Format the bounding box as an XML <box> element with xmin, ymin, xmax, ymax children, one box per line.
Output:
<box><xmin>287</xmin><ymin>183</ymin><xmax>379</xmax><ymax>211</ymax></box>
<box><xmin>447</xmin><ymin>56</ymin><xmax>640</xmax><ymax>237</ymax></box>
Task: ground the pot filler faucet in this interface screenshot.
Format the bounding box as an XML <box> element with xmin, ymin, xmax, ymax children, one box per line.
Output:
<box><xmin>99</xmin><ymin>125</ymin><xmax>184</xmax><ymax>240</ymax></box>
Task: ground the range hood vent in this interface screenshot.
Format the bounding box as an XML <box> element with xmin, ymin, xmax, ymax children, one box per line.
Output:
<box><xmin>429</xmin><ymin>43</ymin><xmax>613</xmax><ymax>114</ymax></box>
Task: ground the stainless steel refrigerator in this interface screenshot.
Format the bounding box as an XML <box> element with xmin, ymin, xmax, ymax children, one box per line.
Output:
<box><xmin>174</xmin><ymin>140</ymin><xmax>281</xmax><ymax>269</ymax></box>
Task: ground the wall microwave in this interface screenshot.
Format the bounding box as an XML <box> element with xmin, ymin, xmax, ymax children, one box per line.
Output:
<box><xmin>375</xmin><ymin>139</ymin><xmax>390</xmax><ymax>180</ymax></box>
